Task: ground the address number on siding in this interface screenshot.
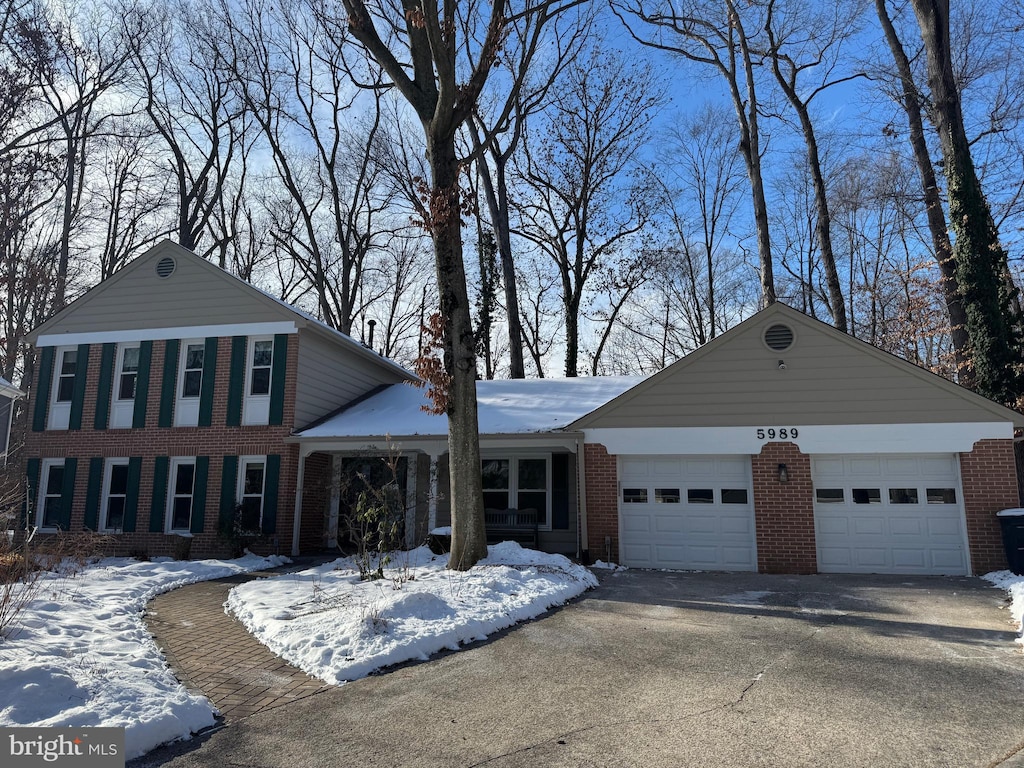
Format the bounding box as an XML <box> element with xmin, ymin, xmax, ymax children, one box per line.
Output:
<box><xmin>756</xmin><ymin>428</ymin><xmax>799</xmax><ymax>440</ymax></box>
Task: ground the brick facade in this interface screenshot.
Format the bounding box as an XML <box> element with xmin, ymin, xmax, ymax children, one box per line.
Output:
<box><xmin>752</xmin><ymin>442</ymin><xmax>816</xmax><ymax>574</ymax></box>
<box><xmin>300</xmin><ymin>452</ymin><xmax>332</xmax><ymax>552</ymax></box>
<box><xmin>584</xmin><ymin>443</ymin><xmax>618</xmax><ymax>563</ymax></box>
<box><xmin>960</xmin><ymin>438</ymin><xmax>1018</xmax><ymax>574</ymax></box>
<box><xmin>24</xmin><ymin>336</ymin><xmax>302</xmax><ymax>559</ymax></box>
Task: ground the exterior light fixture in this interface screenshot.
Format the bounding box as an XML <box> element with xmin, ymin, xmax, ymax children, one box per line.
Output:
<box><xmin>777</xmin><ymin>463</ymin><xmax>789</xmax><ymax>483</ymax></box>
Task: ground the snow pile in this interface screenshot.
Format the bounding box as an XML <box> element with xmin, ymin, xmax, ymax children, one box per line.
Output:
<box><xmin>0</xmin><ymin>553</ymin><xmax>286</xmax><ymax>759</ymax></box>
<box><xmin>227</xmin><ymin>542</ymin><xmax>597</xmax><ymax>685</ymax></box>
<box><xmin>591</xmin><ymin>560</ymin><xmax>626</xmax><ymax>571</ymax></box>
<box><xmin>983</xmin><ymin>570</ymin><xmax>1024</xmax><ymax>646</ymax></box>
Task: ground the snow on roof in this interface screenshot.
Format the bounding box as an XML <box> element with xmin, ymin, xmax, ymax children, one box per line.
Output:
<box><xmin>297</xmin><ymin>375</ymin><xmax>648</xmax><ymax>438</ymax></box>
<box><xmin>0</xmin><ymin>376</ymin><xmax>23</xmax><ymax>398</ymax></box>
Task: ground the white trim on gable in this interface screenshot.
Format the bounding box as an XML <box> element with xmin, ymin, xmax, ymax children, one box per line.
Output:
<box><xmin>36</xmin><ymin>322</ymin><xmax>297</xmax><ymax>348</ymax></box>
<box><xmin>585</xmin><ymin>422</ymin><xmax>1014</xmax><ymax>456</ymax></box>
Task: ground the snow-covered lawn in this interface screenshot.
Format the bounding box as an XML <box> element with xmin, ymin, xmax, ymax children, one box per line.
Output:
<box><xmin>983</xmin><ymin>570</ymin><xmax>1024</xmax><ymax>647</ymax></box>
<box><xmin>0</xmin><ymin>553</ymin><xmax>286</xmax><ymax>759</ymax></box>
<box><xmin>226</xmin><ymin>542</ymin><xmax>597</xmax><ymax>685</ymax></box>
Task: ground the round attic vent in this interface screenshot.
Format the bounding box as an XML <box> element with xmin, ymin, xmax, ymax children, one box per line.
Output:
<box><xmin>763</xmin><ymin>323</ymin><xmax>795</xmax><ymax>351</ymax></box>
<box><xmin>155</xmin><ymin>256</ymin><xmax>176</xmax><ymax>278</ymax></box>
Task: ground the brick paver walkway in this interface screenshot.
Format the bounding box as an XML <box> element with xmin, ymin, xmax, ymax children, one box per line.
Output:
<box><xmin>145</xmin><ymin>573</ymin><xmax>331</xmax><ymax>722</ymax></box>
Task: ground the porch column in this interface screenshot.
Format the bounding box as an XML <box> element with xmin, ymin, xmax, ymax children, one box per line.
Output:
<box><xmin>405</xmin><ymin>454</ymin><xmax>418</xmax><ymax>549</ymax></box>
<box><xmin>328</xmin><ymin>454</ymin><xmax>342</xmax><ymax>549</ymax></box>
<box><xmin>291</xmin><ymin>449</ymin><xmax>308</xmax><ymax>557</ymax></box>
<box><xmin>428</xmin><ymin>452</ymin><xmax>440</xmax><ymax>531</ymax></box>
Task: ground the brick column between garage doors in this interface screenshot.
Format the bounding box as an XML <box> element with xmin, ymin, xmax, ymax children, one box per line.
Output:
<box><xmin>753</xmin><ymin>442</ymin><xmax>817</xmax><ymax>574</ymax></box>
<box><xmin>960</xmin><ymin>438</ymin><xmax>1019</xmax><ymax>574</ymax></box>
<box><xmin>584</xmin><ymin>443</ymin><xmax>619</xmax><ymax>564</ymax></box>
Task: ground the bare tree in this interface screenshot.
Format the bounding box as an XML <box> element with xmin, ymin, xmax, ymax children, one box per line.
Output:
<box><xmin>512</xmin><ymin>46</ymin><xmax>662</xmax><ymax>377</ymax></box>
<box><xmin>339</xmin><ymin>0</ymin><xmax>581</xmax><ymax>568</ymax></box>
<box><xmin>615</xmin><ymin>0</ymin><xmax>777</xmax><ymax>305</ymax></box>
<box><xmin>908</xmin><ymin>0</ymin><xmax>1023</xmax><ymax>405</ymax></box>
<box><xmin>763</xmin><ymin>0</ymin><xmax>866</xmax><ymax>332</ymax></box>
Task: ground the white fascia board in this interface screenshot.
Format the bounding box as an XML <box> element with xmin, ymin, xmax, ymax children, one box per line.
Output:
<box><xmin>585</xmin><ymin>422</ymin><xmax>1014</xmax><ymax>456</ymax></box>
<box><xmin>36</xmin><ymin>321</ymin><xmax>298</xmax><ymax>347</ymax></box>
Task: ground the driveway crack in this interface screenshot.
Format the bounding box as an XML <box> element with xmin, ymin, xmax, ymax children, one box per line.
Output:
<box><xmin>465</xmin><ymin>620</ymin><xmax>837</xmax><ymax>767</ymax></box>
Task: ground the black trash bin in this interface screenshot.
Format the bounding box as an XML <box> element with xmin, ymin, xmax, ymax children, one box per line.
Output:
<box><xmin>997</xmin><ymin>509</ymin><xmax>1024</xmax><ymax>575</ymax></box>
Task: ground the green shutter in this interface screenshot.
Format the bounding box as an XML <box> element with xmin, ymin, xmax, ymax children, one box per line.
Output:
<box><xmin>198</xmin><ymin>337</ymin><xmax>218</xmax><ymax>427</ymax></box>
<box><xmin>132</xmin><ymin>341</ymin><xmax>153</xmax><ymax>429</ymax></box>
<box><xmin>94</xmin><ymin>344</ymin><xmax>115</xmax><ymax>430</ymax></box>
<box><xmin>84</xmin><ymin>457</ymin><xmax>104</xmax><ymax>530</ymax></box>
<box><xmin>150</xmin><ymin>457</ymin><xmax>169</xmax><ymax>532</ymax></box>
<box><xmin>23</xmin><ymin>458</ymin><xmax>40</xmax><ymax>527</ymax></box>
<box><xmin>191</xmin><ymin>456</ymin><xmax>209</xmax><ymax>533</ymax></box>
<box><xmin>58</xmin><ymin>457</ymin><xmax>77</xmax><ymax>530</ymax></box>
<box><xmin>159</xmin><ymin>339</ymin><xmax>179</xmax><ymax>428</ymax></box>
<box><xmin>262</xmin><ymin>454</ymin><xmax>281</xmax><ymax>535</ymax></box>
<box><xmin>269</xmin><ymin>334</ymin><xmax>288</xmax><ymax>426</ymax></box>
<box><xmin>121</xmin><ymin>457</ymin><xmax>142</xmax><ymax>533</ymax></box>
<box><xmin>226</xmin><ymin>336</ymin><xmax>246</xmax><ymax>427</ymax></box>
<box><xmin>219</xmin><ymin>455</ymin><xmax>239</xmax><ymax>534</ymax></box>
<box><xmin>68</xmin><ymin>344</ymin><xmax>90</xmax><ymax>431</ymax></box>
<box><xmin>32</xmin><ymin>347</ymin><xmax>54</xmax><ymax>432</ymax></box>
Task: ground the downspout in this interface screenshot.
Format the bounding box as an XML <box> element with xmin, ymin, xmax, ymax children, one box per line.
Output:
<box><xmin>577</xmin><ymin>434</ymin><xmax>589</xmax><ymax>563</ymax></box>
<box><xmin>291</xmin><ymin>448</ymin><xmax>307</xmax><ymax>557</ymax></box>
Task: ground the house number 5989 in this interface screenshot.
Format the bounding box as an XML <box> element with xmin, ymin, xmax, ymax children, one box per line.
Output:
<box><xmin>756</xmin><ymin>428</ymin><xmax>798</xmax><ymax>440</ymax></box>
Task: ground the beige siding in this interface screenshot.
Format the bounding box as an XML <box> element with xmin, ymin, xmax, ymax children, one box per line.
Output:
<box><xmin>294</xmin><ymin>330</ymin><xmax>408</xmax><ymax>429</ymax></box>
<box><xmin>37</xmin><ymin>243</ymin><xmax>296</xmax><ymax>334</ymax></box>
<box><xmin>578</xmin><ymin>306</ymin><xmax>1017</xmax><ymax>428</ymax></box>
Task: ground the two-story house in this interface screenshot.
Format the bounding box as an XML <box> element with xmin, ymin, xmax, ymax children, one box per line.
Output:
<box><xmin>22</xmin><ymin>241</ymin><xmax>413</xmax><ymax>558</ymax></box>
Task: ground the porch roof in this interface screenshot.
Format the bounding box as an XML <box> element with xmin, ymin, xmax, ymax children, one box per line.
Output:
<box><xmin>295</xmin><ymin>376</ymin><xmax>647</xmax><ymax>439</ymax></box>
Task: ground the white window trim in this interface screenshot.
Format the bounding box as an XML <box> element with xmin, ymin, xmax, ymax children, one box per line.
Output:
<box><xmin>237</xmin><ymin>455</ymin><xmax>267</xmax><ymax>531</ymax></box>
<box><xmin>166</xmin><ymin>457</ymin><xmax>197</xmax><ymax>533</ymax></box>
<box><xmin>100</xmin><ymin>458</ymin><xmax>130</xmax><ymax>533</ymax></box>
<box><xmin>48</xmin><ymin>346</ymin><xmax>76</xmax><ymax>430</ymax></box>
<box><xmin>36</xmin><ymin>458</ymin><xmax>66</xmax><ymax>531</ymax></box>
<box><xmin>242</xmin><ymin>336</ymin><xmax>273</xmax><ymax>426</ymax></box>
<box><xmin>174</xmin><ymin>340</ymin><xmax>204</xmax><ymax>427</ymax></box>
<box><xmin>110</xmin><ymin>344</ymin><xmax>140</xmax><ymax>429</ymax></box>
<box><xmin>481</xmin><ymin>453</ymin><xmax>552</xmax><ymax>531</ymax></box>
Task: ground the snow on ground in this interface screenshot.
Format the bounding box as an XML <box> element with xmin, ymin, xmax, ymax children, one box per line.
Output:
<box><xmin>983</xmin><ymin>570</ymin><xmax>1024</xmax><ymax>646</ymax></box>
<box><xmin>0</xmin><ymin>553</ymin><xmax>286</xmax><ymax>759</ymax></box>
<box><xmin>226</xmin><ymin>542</ymin><xmax>597</xmax><ymax>685</ymax></box>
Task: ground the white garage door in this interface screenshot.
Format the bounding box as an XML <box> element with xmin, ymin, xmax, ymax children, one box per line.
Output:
<box><xmin>619</xmin><ymin>455</ymin><xmax>756</xmax><ymax>570</ymax></box>
<box><xmin>812</xmin><ymin>454</ymin><xmax>968</xmax><ymax>575</ymax></box>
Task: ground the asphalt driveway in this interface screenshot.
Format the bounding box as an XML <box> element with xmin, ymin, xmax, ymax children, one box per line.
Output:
<box><xmin>134</xmin><ymin>569</ymin><xmax>1024</xmax><ymax>768</ymax></box>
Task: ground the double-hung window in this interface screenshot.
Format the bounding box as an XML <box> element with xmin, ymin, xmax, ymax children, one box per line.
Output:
<box><xmin>48</xmin><ymin>348</ymin><xmax>77</xmax><ymax>429</ymax></box>
<box><xmin>238</xmin><ymin>457</ymin><xmax>266</xmax><ymax>531</ymax></box>
<box><xmin>243</xmin><ymin>337</ymin><xmax>273</xmax><ymax>425</ymax></box>
<box><xmin>481</xmin><ymin>456</ymin><xmax>550</xmax><ymax>527</ymax></box>
<box><xmin>38</xmin><ymin>459</ymin><xmax>66</xmax><ymax>529</ymax></box>
<box><xmin>168</xmin><ymin>458</ymin><xmax>196</xmax><ymax>532</ymax></box>
<box><xmin>101</xmin><ymin>459</ymin><xmax>130</xmax><ymax>531</ymax></box>
<box><xmin>111</xmin><ymin>345</ymin><xmax>140</xmax><ymax>428</ymax></box>
<box><xmin>175</xmin><ymin>341</ymin><xmax>205</xmax><ymax>427</ymax></box>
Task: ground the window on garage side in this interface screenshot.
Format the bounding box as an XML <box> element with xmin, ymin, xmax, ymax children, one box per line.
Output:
<box><xmin>816</xmin><ymin>488</ymin><xmax>845</xmax><ymax>503</ymax></box>
<box><xmin>926</xmin><ymin>488</ymin><xmax>957</xmax><ymax>504</ymax></box>
<box><xmin>622</xmin><ymin>488</ymin><xmax>648</xmax><ymax>503</ymax></box>
<box><xmin>655</xmin><ymin>488</ymin><xmax>680</xmax><ymax>503</ymax></box>
<box><xmin>852</xmin><ymin>488</ymin><xmax>881</xmax><ymax>504</ymax></box>
<box><xmin>687</xmin><ymin>488</ymin><xmax>714</xmax><ymax>504</ymax></box>
<box><xmin>889</xmin><ymin>488</ymin><xmax>919</xmax><ymax>504</ymax></box>
<box><xmin>722</xmin><ymin>489</ymin><xmax>748</xmax><ymax>504</ymax></box>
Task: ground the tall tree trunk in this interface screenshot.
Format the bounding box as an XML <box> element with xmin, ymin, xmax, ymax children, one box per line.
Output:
<box><xmin>910</xmin><ymin>0</ymin><xmax>1022</xmax><ymax>405</ymax></box>
<box><xmin>426</xmin><ymin>133</ymin><xmax>488</xmax><ymax>570</ymax></box>
<box><xmin>875</xmin><ymin>0</ymin><xmax>970</xmax><ymax>380</ymax></box>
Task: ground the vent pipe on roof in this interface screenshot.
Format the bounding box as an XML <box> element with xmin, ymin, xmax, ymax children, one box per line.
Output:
<box><xmin>367</xmin><ymin>319</ymin><xmax>376</xmax><ymax>350</ymax></box>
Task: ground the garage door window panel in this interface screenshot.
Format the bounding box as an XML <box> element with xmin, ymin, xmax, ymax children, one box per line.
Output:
<box><xmin>623</xmin><ymin>488</ymin><xmax>648</xmax><ymax>503</ymax></box>
<box><xmin>853</xmin><ymin>488</ymin><xmax>881</xmax><ymax>504</ymax></box>
<box><xmin>927</xmin><ymin>488</ymin><xmax>957</xmax><ymax>504</ymax></box>
<box><xmin>655</xmin><ymin>488</ymin><xmax>680</xmax><ymax>503</ymax></box>
<box><xmin>722</xmin><ymin>489</ymin><xmax>748</xmax><ymax>504</ymax></box>
<box><xmin>687</xmin><ymin>489</ymin><xmax>714</xmax><ymax>504</ymax></box>
<box><xmin>816</xmin><ymin>488</ymin><xmax>845</xmax><ymax>503</ymax></box>
<box><xmin>889</xmin><ymin>488</ymin><xmax>919</xmax><ymax>504</ymax></box>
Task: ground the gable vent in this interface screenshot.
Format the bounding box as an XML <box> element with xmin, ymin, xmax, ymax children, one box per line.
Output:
<box><xmin>764</xmin><ymin>323</ymin><xmax>794</xmax><ymax>351</ymax></box>
<box><xmin>156</xmin><ymin>256</ymin><xmax>176</xmax><ymax>278</ymax></box>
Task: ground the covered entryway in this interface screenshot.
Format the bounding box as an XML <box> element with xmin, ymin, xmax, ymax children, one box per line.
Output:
<box><xmin>812</xmin><ymin>453</ymin><xmax>969</xmax><ymax>575</ymax></box>
<box><xmin>618</xmin><ymin>455</ymin><xmax>755</xmax><ymax>570</ymax></box>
